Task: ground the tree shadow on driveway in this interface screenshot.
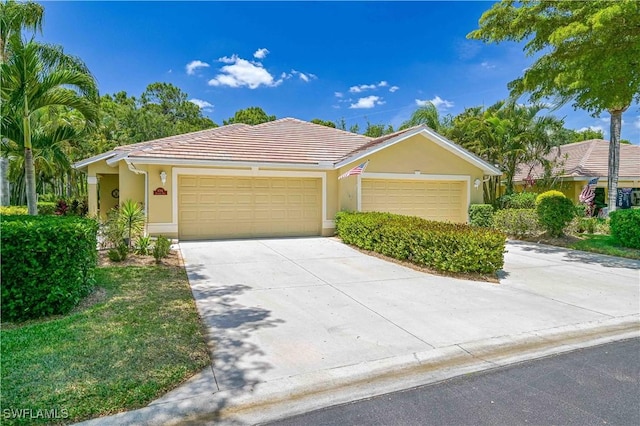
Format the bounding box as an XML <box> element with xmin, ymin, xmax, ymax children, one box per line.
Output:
<box><xmin>180</xmin><ymin>263</ymin><xmax>286</xmax><ymax>422</ymax></box>
<box><xmin>507</xmin><ymin>240</ymin><xmax>640</xmax><ymax>270</ymax></box>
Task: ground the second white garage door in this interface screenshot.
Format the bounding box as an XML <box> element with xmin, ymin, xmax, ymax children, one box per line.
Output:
<box><xmin>178</xmin><ymin>175</ymin><xmax>322</xmax><ymax>240</ymax></box>
<box><xmin>361</xmin><ymin>179</ymin><xmax>467</xmax><ymax>223</ymax></box>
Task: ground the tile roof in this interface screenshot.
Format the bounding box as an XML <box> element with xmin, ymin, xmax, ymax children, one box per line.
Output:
<box><xmin>121</xmin><ymin>118</ymin><xmax>373</xmax><ymax>165</ymax></box>
<box><xmin>513</xmin><ymin>139</ymin><xmax>640</xmax><ymax>182</ymax></box>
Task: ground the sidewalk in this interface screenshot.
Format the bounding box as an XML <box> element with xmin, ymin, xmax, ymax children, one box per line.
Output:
<box><xmin>78</xmin><ymin>240</ymin><xmax>640</xmax><ymax>425</ymax></box>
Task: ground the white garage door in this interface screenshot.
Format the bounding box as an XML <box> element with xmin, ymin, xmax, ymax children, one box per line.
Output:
<box><xmin>361</xmin><ymin>179</ymin><xmax>467</xmax><ymax>223</ymax></box>
<box><xmin>179</xmin><ymin>175</ymin><xmax>322</xmax><ymax>240</ymax></box>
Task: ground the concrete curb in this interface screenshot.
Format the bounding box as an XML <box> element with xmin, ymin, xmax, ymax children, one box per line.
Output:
<box><xmin>77</xmin><ymin>315</ymin><xmax>639</xmax><ymax>426</ymax></box>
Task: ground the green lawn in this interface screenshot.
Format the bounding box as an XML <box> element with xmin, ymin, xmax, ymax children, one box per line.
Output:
<box><xmin>568</xmin><ymin>234</ymin><xmax>640</xmax><ymax>260</ymax></box>
<box><xmin>1</xmin><ymin>265</ymin><xmax>210</xmax><ymax>425</ymax></box>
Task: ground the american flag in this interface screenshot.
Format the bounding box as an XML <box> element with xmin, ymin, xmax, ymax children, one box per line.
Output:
<box><xmin>339</xmin><ymin>160</ymin><xmax>369</xmax><ymax>179</ymax></box>
<box><xmin>579</xmin><ymin>177</ymin><xmax>599</xmax><ymax>204</ymax></box>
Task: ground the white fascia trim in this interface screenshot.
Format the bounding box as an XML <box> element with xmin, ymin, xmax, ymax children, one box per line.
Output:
<box><xmin>73</xmin><ymin>151</ymin><xmax>116</xmax><ymax>170</ymax></box>
<box><xmin>335</xmin><ymin>128</ymin><xmax>502</xmax><ymax>176</ymax></box>
<box><xmin>126</xmin><ymin>156</ymin><xmax>334</xmax><ymax>170</ymax></box>
<box><xmin>361</xmin><ymin>172</ymin><xmax>470</xmax><ymax>181</ymax></box>
<box><xmin>106</xmin><ymin>152</ymin><xmax>130</xmax><ymax>167</ymax></box>
<box><xmin>171</xmin><ymin>167</ymin><xmax>329</xmax><ymax>230</ymax></box>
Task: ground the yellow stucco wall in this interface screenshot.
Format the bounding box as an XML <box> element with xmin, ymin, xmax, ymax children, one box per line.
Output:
<box><xmin>337</xmin><ymin>133</ymin><xmax>486</xmax><ymax>206</ymax></box>
<box><xmin>98</xmin><ymin>174</ymin><xmax>119</xmax><ymax>220</ymax></box>
<box><xmin>118</xmin><ymin>162</ymin><xmax>145</xmax><ymax>208</ymax></box>
<box><xmin>338</xmin><ymin>173</ymin><xmax>358</xmax><ymax>211</ymax></box>
<box><xmin>146</xmin><ymin>164</ymin><xmax>173</xmax><ymax>224</ymax></box>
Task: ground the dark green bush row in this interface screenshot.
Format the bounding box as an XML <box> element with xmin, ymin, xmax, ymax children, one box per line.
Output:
<box><xmin>335</xmin><ymin>211</ymin><xmax>506</xmax><ymax>274</ymax></box>
<box><xmin>609</xmin><ymin>209</ymin><xmax>640</xmax><ymax>249</ymax></box>
<box><xmin>493</xmin><ymin>208</ymin><xmax>541</xmax><ymax>237</ymax></box>
<box><xmin>1</xmin><ymin>215</ymin><xmax>99</xmax><ymax>322</ymax></box>
<box><xmin>469</xmin><ymin>204</ymin><xmax>494</xmax><ymax>228</ymax></box>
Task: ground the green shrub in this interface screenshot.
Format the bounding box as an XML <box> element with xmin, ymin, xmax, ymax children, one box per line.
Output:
<box><xmin>119</xmin><ymin>199</ymin><xmax>146</xmax><ymax>249</ymax></box>
<box><xmin>535</xmin><ymin>190</ymin><xmax>566</xmax><ymax>207</ymax></box>
<box><xmin>571</xmin><ymin>217</ymin><xmax>610</xmax><ymax>235</ymax></box>
<box><xmin>153</xmin><ymin>235</ymin><xmax>172</xmax><ymax>263</ymax></box>
<box><xmin>536</xmin><ymin>191</ymin><xmax>575</xmax><ymax>237</ymax></box>
<box><xmin>609</xmin><ymin>209</ymin><xmax>640</xmax><ymax>249</ymax></box>
<box><xmin>469</xmin><ymin>204</ymin><xmax>494</xmax><ymax>228</ymax></box>
<box><xmin>0</xmin><ymin>215</ymin><xmax>99</xmax><ymax>322</ymax></box>
<box><xmin>0</xmin><ymin>205</ymin><xmax>27</xmax><ymax>215</ymax></box>
<box><xmin>335</xmin><ymin>211</ymin><xmax>506</xmax><ymax>274</ymax></box>
<box><xmin>498</xmin><ymin>192</ymin><xmax>537</xmax><ymax>209</ymax></box>
<box><xmin>135</xmin><ymin>235</ymin><xmax>153</xmax><ymax>255</ymax></box>
<box><xmin>0</xmin><ymin>202</ymin><xmax>57</xmax><ymax>216</ymax></box>
<box><xmin>493</xmin><ymin>209</ymin><xmax>541</xmax><ymax>237</ymax></box>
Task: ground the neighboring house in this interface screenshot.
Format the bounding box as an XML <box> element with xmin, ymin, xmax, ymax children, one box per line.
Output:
<box><xmin>74</xmin><ymin>118</ymin><xmax>501</xmax><ymax>240</ymax></box>
<box><xmin>513</xmin><ymin>139</ymin><xmax>640</xmax><ymax>208</ymax></box>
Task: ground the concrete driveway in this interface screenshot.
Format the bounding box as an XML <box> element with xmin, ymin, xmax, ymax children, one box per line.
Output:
<box><xmin>176</xmin><ymin>237</ymin><xmax>637</xmax><ymax>381</ymax></box>
<box><xmin>136</xmin><ymin>237</ymin><xmax>639</xmax><ymax>425</ymax></box>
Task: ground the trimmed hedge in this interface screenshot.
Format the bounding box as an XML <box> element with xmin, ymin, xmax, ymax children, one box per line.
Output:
<box><xmin>469</xmin><ymin>204</ymin><xmax>494</xmax><ymax>228</ymax></box>
<box><xmin>610</xmin><ymin>209</ymin><xmax>640</xmax><ymax>249</ymax></box>
<box><xmin>536</xmin><ymin>191</ymin><xmax>575</xmax><ymax>237</ymax></box>
<box><xmin>1</xmin><ymin>215</ymin><xmax>99</xmax><ymax>322</ymax></box>
<box><xmin>335</xmin><ymin>211</ymin><xmax>506</xmax><ymax>274</ymax></box>
<box><xmin>493</xmin><ymin>208</ymin><xmax>541</xmax><ymax>237</ymax></box>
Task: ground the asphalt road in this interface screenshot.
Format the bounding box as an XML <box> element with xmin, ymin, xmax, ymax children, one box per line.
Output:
<box><xmin>266</xmin><ymin>338</ymin><xmax>640</xmax><ymax>426</ymax></box>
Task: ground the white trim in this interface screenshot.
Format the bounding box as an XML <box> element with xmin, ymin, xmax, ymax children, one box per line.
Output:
<box><xmin>361</xmin><ymin>172</ymin><xmax>470</xmax><ymax>181</ymax></box>
<box><xmin>335</xmin><ymin>127</ymin><xmax>502</xmax><ymax>176</ymax></box>
<box><xmin>73</xmin><ymin>152</ymin><xmax>116</xmax><ymax>170</ymax></box>
<box><xmin>171</xmin><ymin>167</ymin><xmax>329</xmax><ymax>234</ymax></box>
<box><xmin>323</xmin><ymin>220</ymin><xmax>336</xmax><ymax>228</ymax></box>
<box><xmin>147</xmin><ymin>223</ymin><xmax>178</xmax><ymax>235</ymax></box>
<box><xmin>87</xmin><ymin>176</ymin><xmax>98</xmax><ymax>185</ymax></box>
<box><xmin>359</xmin><ymin>173</ymin><xmax>472</xmax><ymax>222</ymax></box>
<box><xmin>128</xmin><ymin>157</ymin><xmax>333</xmax><ymax>170</ymax></box>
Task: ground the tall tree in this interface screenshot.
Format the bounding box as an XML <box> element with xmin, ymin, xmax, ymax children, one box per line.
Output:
<box><xmin>399</xmin><ymin>103</ymin><xmax>451</xmax><ymax>133</ymax></box>
<box><xmin>0</xmin><ymin>0</ymin><xmax>43</xmax><ymax>61</ymax></box>
<box><xmin>1</xmin><ymin>38</ymin><xmax>99</xmax><ymax>214</ymax></box>
<box><xmin>469</xmin><ymin>0</ymin><xmax>640</xmax><ymax>212</ymax></box>
<box><xmin>223</xmin><ymin>107</ymin><xmax>275</xmax><ymax>125</ymax></box>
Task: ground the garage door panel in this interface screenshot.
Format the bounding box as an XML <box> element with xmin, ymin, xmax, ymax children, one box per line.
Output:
<box><xmin>179</xmin><ymin>175</ymin><xmax>322</xmax><ymax>239</ymax></box>
<box><xmin>362</xmin><ymin>179</ymin><xmax>466</xmax><ymax>223</ymax></box>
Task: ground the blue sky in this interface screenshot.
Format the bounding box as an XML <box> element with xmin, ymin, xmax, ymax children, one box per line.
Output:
<box><xmin>39</xmin><ymin>1</ymin><xmax>640</xmax><ymax>144</ymax></box>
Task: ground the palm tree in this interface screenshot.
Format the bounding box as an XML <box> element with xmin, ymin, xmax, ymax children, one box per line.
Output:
<box><xmin>1</xmin><ymin>37</ymin><xmax>98</xmax><ymax>214</ymax></box>
<box><xmin>0</xmin><ymin>0</ymin><xmax>44</xmax><ymax>61</ymax></box>
<box><xmin>399</xmin><ymin>102</ymin><xmax>447</xmax><ymax>132</ymax></box>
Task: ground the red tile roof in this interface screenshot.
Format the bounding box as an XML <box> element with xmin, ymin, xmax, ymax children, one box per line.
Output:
<box><xmin>514</xmin><ymin>139</ymin><xmax>640</xmax><ymax>181</ymax></box>
<box><xmin>121</xmin><ymin>118</ymin><xmax>372</xmax><ymax>165</ymax></box>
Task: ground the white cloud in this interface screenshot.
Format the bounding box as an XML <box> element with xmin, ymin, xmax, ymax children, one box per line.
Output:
<box><xmin>334</xmin><ymin>91</ymin><xmax>344</xmax><ymax>98</ymax></box>
<box><xmin>389</xmin><ymin>86</ymin><xmax>399</xmax><ymax>93</ymax></box>
<box><xmin>253</xmin><ymin>48</ymin><xmax>269</xmax><ymax>59</ymax></box>
<box><xmin>415</xmin><ymin>95</ymin><xmax>454</xmax><ymax>110</ymax></box>
<box><xmin>349</xmin><ymin>81</ymin><xmax>391</xmax><ymax>93</ymax></box>
<box><xmin>208</xmin><ymin>55</ymin><xmax>282</xmax><ymax>89</ymax></box>
<box><xmin>577</xmin><ymin>125</ymin><xmax>604</xmax><ymax>134</ymax></box>
<box><xmin>349</xmin><ymin>95</ymin><xmax>385</xmax><ymax>109</ymax></box>
<box><xmin>291</xmin><ymin>69</ymin><xmax>317</xmax><ymax>83</ymax></box>
<box><xmin>189</xmin><ymin>98</ymin><xmax>214</xmax><ymax>111</ymax></box>
<box><xmin>480</xmin><ymin>61</ymin><xmax>496</xmax><ymax>70</ymax></box>
<box><xmin>185</xmin><ymin>60</ymin><xmax>210</xmax><ymax>75</ymax></box>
